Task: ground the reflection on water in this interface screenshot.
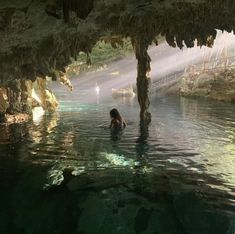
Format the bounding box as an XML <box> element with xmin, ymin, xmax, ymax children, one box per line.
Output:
<box><xmin>0</xmin><ymin>94</ymin><xmax>235</xmax><ymax>234</ymax></box>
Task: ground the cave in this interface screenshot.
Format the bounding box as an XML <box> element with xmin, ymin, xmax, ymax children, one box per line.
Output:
<box><xmin>1</xmin><ymin>0</ymin><xmax>234</xmax><ymax>122</ymax></box>
<box><xmin>0</xmin><ymin>1</ymin><xmax>235</xmax><ymax>234</ymax></box>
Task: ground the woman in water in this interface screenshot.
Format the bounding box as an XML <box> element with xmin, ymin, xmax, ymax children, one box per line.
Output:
<box><xmin>109</xmin><ymin>108</ymin><xmax>126</xmax><ymax>131</ymax></box>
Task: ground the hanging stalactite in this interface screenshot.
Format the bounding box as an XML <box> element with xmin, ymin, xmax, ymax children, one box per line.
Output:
<box><xmin>132</xmin><ymin>38</ymin><xmax>151</xmax><ymax>124</ymax></box>
<box><xmin>6</xmin><ymin>80</ymin><xmax>22</xmax><ymax>115</ymax></box>
<box><xmin>20</xmin><ymin>80</ymin><xmax>32</xmax><ymax>114</ymax></box>
<box><xmin>63</xmin><ymin>0</ymin><xmax>94</xmax><ymax>22</ymax></box>
<box><xmin>45</xmin><ymin>0</ymin><xmax>94</xmax><ymax>22</ymax></box>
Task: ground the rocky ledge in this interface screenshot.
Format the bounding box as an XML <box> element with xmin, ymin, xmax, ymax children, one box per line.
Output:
<box><xmin>180</xmin><ymin>68</ymin><xmax>235</xmax><ymax>102</ymax></box>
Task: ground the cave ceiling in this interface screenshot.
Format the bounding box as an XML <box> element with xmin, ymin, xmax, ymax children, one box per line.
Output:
<box><xmin>0</xmin><ymin>0</ymin><xmax>234</xmax><ymax>85</ymax></box>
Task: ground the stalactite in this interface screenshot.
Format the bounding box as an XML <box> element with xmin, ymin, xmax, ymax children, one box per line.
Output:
<box><xmin>63</xmin><ymin>0</ymin><xmax>71</xmax><ymax>23</ymax></box>
<box><xmin>45</xmin><ymin>0</ymin><xmax>60</xmax><ymax>19</ymax></box>
<box><xmin>62</xmin><ymin>0</ymin><xmax>94</xmax><ymax>22</ymax></box>
<box><xmin>36</xmin><ymin>77</ymin><xmax>58</xmax><ymax>112</ymax></box>
<box><xmin>7</xmin><ymin>80</ymin><xmax>22</xmax><ymax>115</ymax></box>
<box><xmin>132</xmin><ymin>38</ymin><xmax>151</xmax><ymax>124</ymax></box>
<box><xmin>59</xmin><ymin>72</ymin><xmax>73</xmax><ymax>91</ymax></box>
<box><xmin>37</xmin><ymin>77</ymin><xmax>47</xmax><ymax>110</ymax></box>
<box><xmin>0</xmin><ymin>87</ymin><xmax>8</xmax><ymax>122</ymax></box>
<box><xmin>20</xmin><ymin>80</ymin><xmax>32</xmax><ymax>114</ymax></box>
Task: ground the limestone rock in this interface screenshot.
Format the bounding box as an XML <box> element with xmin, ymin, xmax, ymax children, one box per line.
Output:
<box><xmin>4</xmin><ymin>113</ymin><xmax>30</xmax><ymax>124</ymax></box>
<box><xmin>0</xmin><ymin>88</ymin><xmax>9</xmax><ymax>113</ymax></box>
<box><xmin>36</xmin><ymin>77</ymin><xmax>58</xmax><ymax>112</ymax></box>
<box><xmin>195</xmin><ymin>73</ymin><xmax>213</xmax><ymax>88</ymax></box>
<box><xmin>180</xmin><ymin>69</ymin><xmax>235</xmax><ymax>102</ymax></box>
<box><xmin>44</xmin><ymin>89</ymin><xmax>59</xmax><ymax>112</ymax></box>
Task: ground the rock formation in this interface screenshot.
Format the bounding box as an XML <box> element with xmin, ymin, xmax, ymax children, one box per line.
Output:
<box><xmin>180</xmin><ymin>68</ymin><xmax>235</xmax><ymax>102</ymax></box>
<box><xmin>0</xmin><ymin>0</ymin><xmax>95</xmax><ymax>122</ymax></box>
<box><xmin>0</xmin><ymin>78</ymin><xmax>59</xmax><ymax>123</ymax></box>
<box><xmin>1</xmin><ymin>0</ymin><xmax>235</xmax><ymax>122</ymax></box>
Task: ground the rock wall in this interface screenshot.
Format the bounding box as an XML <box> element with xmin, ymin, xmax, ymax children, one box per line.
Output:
<box><xmin>0</xmin><ymin>0</ymin><xmax>98</xmax><ymax>122</ymax></box>
<box><xmin>0</xmin><ymin>88</ymin><xmax>8</xmax><ymax>121</ymax></box>
<box><xmin>0</xmin><ymin>80</ymin><xmax>32</xmax><ymax>123</ymax></box>
<box><xmin>0</xmin><ymin>77</ymin><xmax>59</xmax><ymax>123</ymax></box>
<box><xmin>180</xmin><ymin>68</ymin><xmax>235</xmax><ymax>102</ymax></box>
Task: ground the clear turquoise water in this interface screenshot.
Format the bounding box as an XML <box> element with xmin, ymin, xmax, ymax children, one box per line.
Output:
<box><xmin>0</xmin><ymin>88</ymin><xmax>235</xmax><ymax>234</ymax></box>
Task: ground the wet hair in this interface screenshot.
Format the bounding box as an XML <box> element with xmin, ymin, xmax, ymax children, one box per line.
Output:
<box><xmin>110</xmin><ymin>108</ymin><xmax>122</xmax><ymax>121</ymax></box>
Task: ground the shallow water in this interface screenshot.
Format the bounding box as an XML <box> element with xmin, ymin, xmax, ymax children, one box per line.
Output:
<box><xmin>0</xmin><ymin>85</ymin><xmax>235</xmax><ymax>234</ymax></box>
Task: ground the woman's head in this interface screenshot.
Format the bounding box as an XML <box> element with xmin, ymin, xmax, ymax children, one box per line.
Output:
<box><xmin>110</xmin><ymin>108</ymin><xmax>121</xmax><ymax>119</ymax></box>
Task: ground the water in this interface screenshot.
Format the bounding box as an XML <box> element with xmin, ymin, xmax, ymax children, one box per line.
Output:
<box><xmin>0</xmin><ymin>87</ymin><xmax>235</xmax><ymax>234</ymax></box>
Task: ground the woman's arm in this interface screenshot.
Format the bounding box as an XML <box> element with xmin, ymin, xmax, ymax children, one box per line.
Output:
<box><xmin>109</xmin><ymin>120</ymin><xmax>113</xmax><ymax>128</ymax></box>
<box><xmin>123</xmin><ymin>119</ymin><xmax>127</xmax><ymax>128</ymax></box>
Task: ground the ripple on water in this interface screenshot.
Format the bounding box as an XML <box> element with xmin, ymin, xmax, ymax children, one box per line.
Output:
<box><xmin>0</xmin><ymin>95</ymin><xmax>235</xmax><ymax>233</ymax></box>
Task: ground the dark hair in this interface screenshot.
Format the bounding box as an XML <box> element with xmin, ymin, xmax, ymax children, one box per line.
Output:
<box><xmin>110</xmin><ymin>108</ymin><xmax>121</xmax><ymax>120</ymax></box>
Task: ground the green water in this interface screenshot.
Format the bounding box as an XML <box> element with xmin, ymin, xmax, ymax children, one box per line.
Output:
<box><xmin>0</xmin><ymin>93</ymin><xmax>235</xmax><ymax>234</ymax></box>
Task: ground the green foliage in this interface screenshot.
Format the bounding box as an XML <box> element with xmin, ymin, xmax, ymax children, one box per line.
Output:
<box><xmin>67</xmin><ymin>39</ymin><xmax>133</xmax><ymax>75</ymax></box>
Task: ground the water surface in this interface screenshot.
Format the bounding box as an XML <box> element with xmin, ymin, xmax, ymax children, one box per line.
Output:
<box><xmin>0</xmin><ymin>86</ymin><xmax>235</xmax><ymax>234</ymax></box>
